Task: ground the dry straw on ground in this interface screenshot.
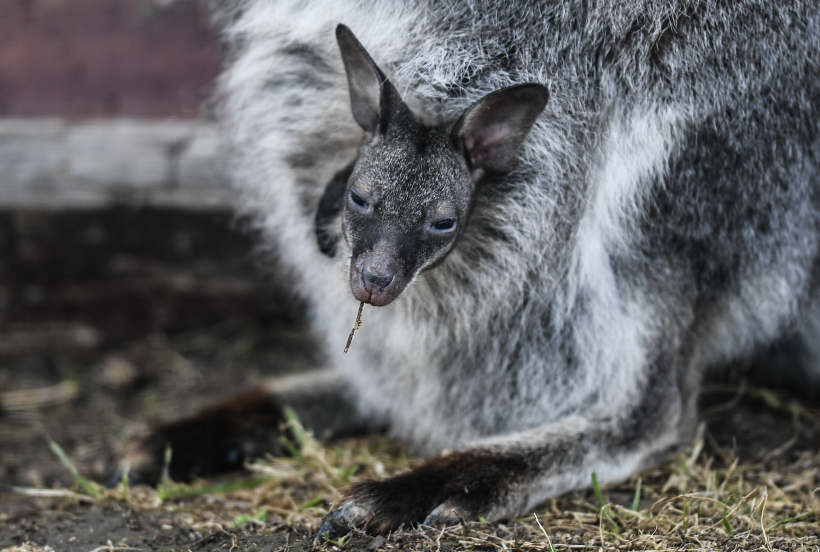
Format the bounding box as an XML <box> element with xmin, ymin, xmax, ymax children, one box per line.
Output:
<box><xmin>9</xmin><ymin>386</ymin><xmax>820</xmax><ymax>552</ymax></box>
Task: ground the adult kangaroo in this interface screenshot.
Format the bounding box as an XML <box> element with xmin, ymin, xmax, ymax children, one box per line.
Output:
<box><xmin>119</xmin><ymin>0</ymin><xmax>820</xmax><ymax>537</ymax></box>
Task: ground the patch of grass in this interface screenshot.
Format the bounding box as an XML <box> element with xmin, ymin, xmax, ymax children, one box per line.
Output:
<box><xmin>231</xmin><ymin>506</ymin><xmax>268</xmax><ymax>528</ymax></box>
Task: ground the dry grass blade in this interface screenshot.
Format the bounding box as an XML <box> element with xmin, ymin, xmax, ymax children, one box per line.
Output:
<box><xmin>533</xmin><ymin>513</ymin><xmax>555</xmax><ymax>552</ymax></box>
<box><xmin>10</xmin><ymin>487</ymin><xmax>96</xmax><ymax>503</ymax></box>
<box><xmin>0</xmin><ymin>381</ymin><xmax>78</xmax><ymax>411</ymax></box>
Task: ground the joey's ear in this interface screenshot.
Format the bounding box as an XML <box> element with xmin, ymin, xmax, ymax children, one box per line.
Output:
<box><xmin>336</xmin><ymin>24</ymin><xmax>390</xmax><ymax>134</ymax></box>
<box><xmin>453</xmin><ymin>83</ymin><xmax>549</xmax><ymax>181</ymax></box>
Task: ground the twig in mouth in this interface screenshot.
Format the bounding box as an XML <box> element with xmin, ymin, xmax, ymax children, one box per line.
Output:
<box><xmin>344</xmin><ymin>301</ymin><xmax>365</xmax><ymax>354</ymax></box>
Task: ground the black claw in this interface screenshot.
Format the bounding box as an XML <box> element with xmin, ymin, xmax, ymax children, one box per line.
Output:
<box><xmin>314</xmin><ymin>509</ymin><xmax>352</xmax><ymax>544</ymax></box>
<box><xmin>105</xmin><ymin>470</ymin><xmax>124</xmax><ymax>489</ymax></box>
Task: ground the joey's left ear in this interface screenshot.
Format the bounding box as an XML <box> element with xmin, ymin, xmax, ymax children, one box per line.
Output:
<box><xmin>336</xmin><ymin>24</ymin><xmax>394</xmax><ymax>135</ymax></box>
<box><xmin>452</xmin><ymin>83</ymin><xmax>549</xmax><ymax>181</ymax></box>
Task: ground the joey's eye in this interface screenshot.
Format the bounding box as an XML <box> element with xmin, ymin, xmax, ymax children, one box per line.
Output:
<box><xmin>349</xmin><ymin>190</ymin><xmax>368</xmax><ymax>209</ymax></box>
<box><xmin>432</xmin><ymin>219</ymin><xmax>457</xmax><ymax>232</ymax></box>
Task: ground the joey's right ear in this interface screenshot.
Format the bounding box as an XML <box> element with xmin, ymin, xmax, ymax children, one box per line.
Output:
<box><xmin>336</xmin><ymin>24</ymin><xmax>389</xmax><ymax>134</ymax></box>
<box><xmin>453</xmin><ymin>83</ymin><xmax>549</xmax><ymax>181</ymax></box>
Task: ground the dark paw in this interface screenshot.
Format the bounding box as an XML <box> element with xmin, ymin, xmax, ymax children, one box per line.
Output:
<box><xmin>109</xmin><ymin>430</ymin><xmax>166</xmax><ymax>487</ymax></box>
<box><xmin>314</xmin><ymin>499</ymin><xmax>373</xmax><ymax>543</ymax></box>
<box><xmin>109</xmin><ymin>388</ymin><xmax>284</xmax><ymax>486</ymax></box>
<box><xmin>315</xmin><ymin>450</ymin><xmax>528</xmax><ymax>538</ymax></box>
<box><xmin>314</xmin><ymin>494</ymin><xmax>467</xmax><ymax>543</ymax></box>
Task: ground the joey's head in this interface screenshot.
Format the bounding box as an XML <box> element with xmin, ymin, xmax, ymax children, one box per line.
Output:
<box><xmin>336</xmin><ymin>24</ymin><xmax>548</xmax><ymax>307</ymax></box>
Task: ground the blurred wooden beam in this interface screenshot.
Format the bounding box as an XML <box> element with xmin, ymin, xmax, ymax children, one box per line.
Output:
<box><xmin>0</xmin><ymin>323</ymin><xmax>101</xmax><ymax>356</ymax></box>
<box><xmin>0</xmin><ymin>119</ymin><xmax>230</xmax><ymax>210</ymax></box>
<box><xmin>0</xmin><ymin>380</ymin><xmax>80</xmax><ymax>412</ymax></box>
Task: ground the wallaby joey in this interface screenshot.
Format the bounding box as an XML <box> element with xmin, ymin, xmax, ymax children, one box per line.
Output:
<box><xmin>118</xmin><ymin>0</ymin><xmax>820</xmax><ymax>540</ymax></box>
<box><xmin>319</xmin><ymin>26</ymin><xmax>548</xmax><ymax>309</ymax></box>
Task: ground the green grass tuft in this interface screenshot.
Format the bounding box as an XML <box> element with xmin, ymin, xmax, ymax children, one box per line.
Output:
<box><xmin>48</xmin><ymin>438</ymin><xmax>104</xmax><ymax>499</ymax></box>
<box><xmin>590</xmin><ymin>471</ymin><xmax>605</xmax><ymax>509</ymax></box>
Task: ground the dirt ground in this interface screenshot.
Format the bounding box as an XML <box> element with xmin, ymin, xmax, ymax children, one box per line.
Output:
<box><xmin>1</xmin><ymin>209</ymin><xmax>819</xmax><ymax>551</ymax></box>
<box><xmin>2</xmin><ymin>328</ymin><xmax>819</xmax><ymax>552</ymax></box>
<box><xmin>0</xmin><ymin>320</ymin><xmax>321</xmax><ymax>552</ymax></box>
<box><xmin>0</xmin><ymin>208</ymin><xmax>321</xmax><ymax>550</ymax></box>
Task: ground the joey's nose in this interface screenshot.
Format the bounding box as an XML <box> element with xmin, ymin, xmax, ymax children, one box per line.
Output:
<box><xmin>363</xmin><ymin>267</ymin><xmax>394</xmax><ymax>290</ymax></box>
<box><xmin>351</xmin><ymin>259</ymin><xmax>403</xmax><ymax>306</ymax></box>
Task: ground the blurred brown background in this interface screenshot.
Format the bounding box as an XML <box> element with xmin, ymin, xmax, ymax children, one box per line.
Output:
<box><xmin>0</xmin><ymin>0</ymin><xmax>295</xmax><ymax>346</ymax></box>
<box><xmin>1</xmin><ymin>0</ymin><xmax>220</xmax><ymax>118</ymax></box>
<box><xmin>0</xmin><ymin>0</ymin><xmax>309</xmax><ymax>504</ymax></box>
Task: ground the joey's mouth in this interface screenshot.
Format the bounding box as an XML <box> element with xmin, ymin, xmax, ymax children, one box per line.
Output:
<box><xmin>357</xmin><ymin>291</ymin><xmax>392</xmax><ymax>307</ymax></box>
<box><xmin>350</xmin><ymin>279</ymin><xmax>405</xmax><ymax>307</ymax></box>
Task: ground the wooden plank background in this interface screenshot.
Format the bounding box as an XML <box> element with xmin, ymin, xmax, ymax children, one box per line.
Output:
<box><xmin>0</xmin><ymin>2</ymin><xmax>280</xmax><ymax>342</ymax></box>
<box><xmin>0</xmin><ymin>0</ymin><xmax>221</xmax><ymax>118</ymax></box>
<box><xmin>0</xmin><ymin>118</ymin><xmax>228</xmax><ymax>209</ymax></box>
<box><xmin>0</xmin><ymin>0</ymin><xmax>228</xmax><ymax>209</ymax></box>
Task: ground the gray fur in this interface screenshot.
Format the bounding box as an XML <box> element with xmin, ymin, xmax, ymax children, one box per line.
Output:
<box><xmin>213</xmin><ymin>0</ymin><xmax>820</xmax><ymax>527</ymax></box>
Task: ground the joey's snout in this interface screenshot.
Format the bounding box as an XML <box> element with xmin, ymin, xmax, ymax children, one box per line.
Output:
<box><xmin>351</xmin><ymin>256</ymin><xmax>404</xmax><ymax>307</ymax></box>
